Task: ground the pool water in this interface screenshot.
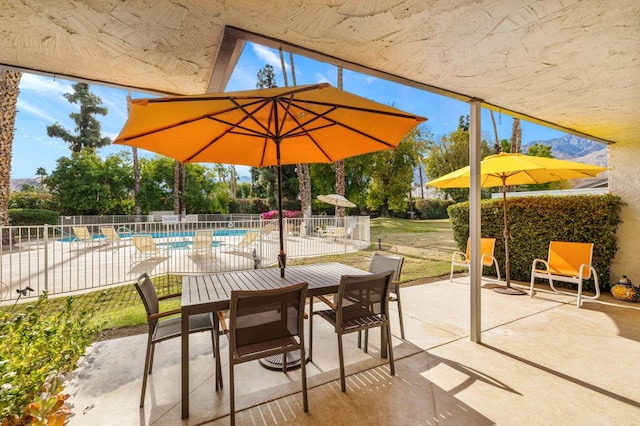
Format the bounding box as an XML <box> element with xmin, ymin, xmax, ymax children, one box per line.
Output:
<box><xmin>58</xmin><ymin>228</ymin><xmax>247</xmax><ymax>242</ymax></box>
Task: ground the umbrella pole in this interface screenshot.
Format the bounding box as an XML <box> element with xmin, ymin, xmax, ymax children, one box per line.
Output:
<box><xmin>494</xmin><ymin>179</ymin><xmax>526</xmax><ymax>295</ymax></box>
<box><xmin>275</xmin><ymin>139</ymin><xmax>286</xmax><ymax>278</ymax></box>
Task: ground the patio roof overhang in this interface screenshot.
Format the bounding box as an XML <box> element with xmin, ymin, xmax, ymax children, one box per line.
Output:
<box><xmin>0</xmin><ymin>1</ymin><xmax>638</xmax><ymax>147</ymax></box>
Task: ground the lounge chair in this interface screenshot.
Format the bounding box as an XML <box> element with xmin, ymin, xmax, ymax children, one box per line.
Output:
<box><xmin>71</xmin><ymin>226</ymin><xmax>104</xmax><ymax>249</ymax></box>
<box><xmin>100</xmin><ymin>226</ymin><xmax>123</xmax><ymax>248</ymax></box>
<box><xmin>530</xmin><ymin>241</ymin><xmax>600</xmax><ymax>307</ymax></box>
<box><xmin>190</xmin><ymin>230</ymin><xmax>215</xmax><ymax>259</ymax></box>
<box><xmin>131</xmin><ymin>235</ymin><xmax>168</xmax><ymax>264</ymax></box>
<box><xmin>450</xmin><ymin>238</ymin><xmax>501</xmax><ymax>283</ymax></box>
<box><xmin>261</xmin><ymin>223</ymin><xmax>277</xmax><ymax>239</ymax></box>
<box><xmin>224</xmin><ymin>231</ymin><xmax>258</xmax><ymax>253</ymax></box>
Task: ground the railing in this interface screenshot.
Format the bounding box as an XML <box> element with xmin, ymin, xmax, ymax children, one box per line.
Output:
<box><xmin>0</xmin><ymin>216</ymin><xmax>369</xmax><ymax>303</ymax></box>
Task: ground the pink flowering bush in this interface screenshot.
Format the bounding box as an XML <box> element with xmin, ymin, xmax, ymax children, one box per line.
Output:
<box><xmin>261</xmin><ymin>210</ymin><xmax>302</xmax><ymax>220</ymax></box>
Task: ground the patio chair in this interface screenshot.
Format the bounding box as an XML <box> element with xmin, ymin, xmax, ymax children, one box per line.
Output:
<box><xmin>224</xmin><ymin>231</ymin><xmax>258</xmax><ymax>253</ymax></box>
<box><xmin>529</xmin><ymin>241</ymin><xmax>600</xmax><ymax>307</ymax></box>
<box><xmin>134</xmin><ymin>273</ymin><xmax>223</xmax><ymax>407</ymax></box>
<box><xmin>227</xmin><ymin>282</ymin><xmax>309</xmax><ymax>425</ymax></box>
<box><xmin>131</xmin><ymin>235</ymin><xmax>168</xmax><ymax>264</ymax></box>
<box><xmin>450</xmin><ymin>238</ymin><xmax>501</xmax><ymax>283</ymax></box>
<box><xmin>190</xmin><ymin>230</ymin><xmax>215</xmax><ymax>259</ymax></box>
<box><xmin>261</xmin><ymin>223</ymin><xmax>276</xmax><ymax>239</ymax></box>
<box><xmin>71</xmin><ymin>226</ymin><xmax>104</xmax><ymax>249</ymax></box>
<box><xmin>99</xmin><ymin>226</ymin><xmax>123</xmax><ymax>248</ymax></box>
<box><xmin>309</xmin><ymin>271</ymin><xmax>395</xmax><ymax>392</ymax></box>
<box><xmin>366</xmin><ymin>253</ymin><xmax>405</xmax><ymax>342</ymax></box>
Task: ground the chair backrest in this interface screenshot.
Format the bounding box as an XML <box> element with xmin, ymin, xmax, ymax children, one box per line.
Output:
<box><xmin>237</xmin><ymin>232</ymin><xmax>258</xmax><ymax>249</ymax></box>
<box><xmin>369</xmin><ymin>253</ymin><xmax>404</xmax><ymax>282</ymax></box>
<box><xmin>132</xmin><ymin>235</ymin><xmax>158</xmax><ymax>253</ymax></box>
<box><xmin>336</xmin><ymin>271</ymin><xmax>393</xmax><ymax>330</ymax></box>
<box><xmin>193</xmin><ymin>230</ymin><xmax>213</xmax><ymax>249</ymax></box>
<box><xmin>73</xmin><ymin>226</ymin><xmax>92</xmax><ymax>241</ymax></box>
<box><xmin>100</xmin><ymin>226</ymin><xmax>121</xmax><ymax>241</ymax></box>
<box><xmin>465</xmin><ymin>238</ymin><xmax>497</xmax><ymax>266</ymax></box>
<box><xmin>134</xmin><ymin>273</ymin><xmax>159</xmax><ymax>331</ymax></box>
<box><xmin>547</xmin><ymin>241</ymin><xmax>594</xmax><ymax>279</ymax></box>
<box><xmin>262</xmin><ymin>223</ymin><xmax>276</xmax><ymax>235</ymax></box>
<box><xmin>229</xmin><ymin>282</ymin><xmax>308</xmax><ymax>361</ymax></box>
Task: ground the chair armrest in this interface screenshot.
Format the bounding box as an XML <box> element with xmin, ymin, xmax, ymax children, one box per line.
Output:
<box><xmin>316</xmin><ymin>295</ymin><xmax>337</xmax><ymax>310</ymax></box>
<box><xmin>158</xmin><ymin>292</ymin><xmax>181</xmax><ymax>301</ymax></box>
<box><xmin>217</xmin><ymin>311</ymin><xmax>229</xmax><ymax>334</ymax></box>
<box><xmin>452</xmin><ymin>251</ymin><xmax>467</xmax><ymax>262</ymax></box>
<box><xmin>148</xmin><ymin>308</ymin><xmax>181</xmax><ymax>320</ymax></box>
<box><xmin>531</xmin><ymin>258</ymin><xmax>549</xmax><ymax>272</ymax></box>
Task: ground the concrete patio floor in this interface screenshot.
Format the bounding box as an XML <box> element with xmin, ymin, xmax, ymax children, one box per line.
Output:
<box><xmin>66</xmin><ymin>276</ymin><xmax>640</xmax><ymax>425</ymax></box>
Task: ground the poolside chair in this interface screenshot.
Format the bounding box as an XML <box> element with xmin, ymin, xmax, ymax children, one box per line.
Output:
<box><xmin>100</xmin><ymin>226</ymin><xmax>123</xmax><ymax>248</ymax></box>
<box><xmin>134</xmin><ymin>273</ymin><xmax>222</xmax><ymax>407</ymax></box>
<box><xmin>450</xmin><ymin>238</ymin><xmax>501</xmax><ymax>283</ymax></box>
<box><xmin>71</xmin><ymin>226</ymin><xmax>104</xmax><ymax>249</ymax></box>
<box><xmin>530</xmin><ymin>241</ymin><xmax>600</xmax><ymax>307</ymax></box>
<box><xmin>227</xmin><ymin>282</ymin><xmax>309</xmax><ymax>425</ymax></box>
<box><xmin>368</xmin><ymin>253</ymin><xmax>405</xmax><ymax>340</ymax></box>
<box><xmin>190</xmin><ymin>230</ymin><xmax>215</xmax><ymax>260</ymax></box>
<box><xmin>309</xmin><ymin>271</ymin><xmax>395</xmax><ymax>392</ymax></box>
<box><xmin>224</xmin><ymin>231</ymin><xmax>258</xmax><ymax>253</ymax></box>
<box><xmin>261</xmin><ymin>223</ymin><xmax>277</xmax><ymax>239</ymax></box>
<box><xmin>131</xmin><ymin>235</ymin><xmax>168</xmax><ymax>264</ymax></box>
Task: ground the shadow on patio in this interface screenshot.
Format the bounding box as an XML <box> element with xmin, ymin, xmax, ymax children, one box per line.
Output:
<box><xmin>66</xmin><ymin>277</ymin><xmax>640</xmax><ymax>425</ymax></box>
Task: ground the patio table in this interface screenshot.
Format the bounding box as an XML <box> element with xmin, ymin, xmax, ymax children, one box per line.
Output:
<box><xmin>181</xmin><ymin>262</ymin><xmax>370</xmax><ymax>418</ymax></box>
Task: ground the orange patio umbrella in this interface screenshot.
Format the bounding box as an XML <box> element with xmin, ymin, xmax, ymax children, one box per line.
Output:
<box><xmin>115</xmin><ymin>83</ymin><xmax>426</xmax><ymax>276</ymax></box>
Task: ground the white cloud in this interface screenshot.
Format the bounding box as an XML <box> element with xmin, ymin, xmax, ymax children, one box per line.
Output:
<box><xmin>252</xmin><ymin>44</ymin><xmax>288</xmax><ymax>72</ymax></box>
<box><xmin>314</xmin><ymin>73</ymin><xmax>330</xmax><ymax>83</ymax></box>
<box><xmin>19</xmin><ymin>74</ymin><xmax>72</xmax><ymax>95</ymax></box>
<box><xmin>16</xmin><ymin>99</ymin><xmax>57</xmax><ymax>123</ymax></box>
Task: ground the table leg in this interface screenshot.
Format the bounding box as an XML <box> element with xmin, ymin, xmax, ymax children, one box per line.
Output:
<box><xmin>181</xmin><ymin>309</ymin><xmax>189</xmax><ymax>418</ymax></box>
<box><xmin>381</xmin><ymin>325</ymin><xmax>388</xmax><ymax>359</ymax></box>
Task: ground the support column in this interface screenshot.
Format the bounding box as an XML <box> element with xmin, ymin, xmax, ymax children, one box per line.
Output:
<box><xmin>469</xmin><ymin>99</ymin><xmax>482</xmax><ymax>343</ymax></box>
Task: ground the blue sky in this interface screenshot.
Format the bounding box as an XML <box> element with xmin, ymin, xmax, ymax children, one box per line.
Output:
<box><xmin>11</xmin><ymin>42</ymin><xmax>568</xmax><ymax>179</ymax></box>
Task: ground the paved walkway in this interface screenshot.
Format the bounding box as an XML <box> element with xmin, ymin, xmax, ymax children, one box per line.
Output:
<box><xmin>66</xmin><ymin>277</ymin><xmax>640</xmax><ymax>425</ymax></box>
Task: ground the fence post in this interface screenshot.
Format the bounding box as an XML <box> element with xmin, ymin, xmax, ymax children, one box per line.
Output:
<box><xmin>44</xmin><ymin>223</ymin><xmax>49</xmax><ymax>294</ymax></box>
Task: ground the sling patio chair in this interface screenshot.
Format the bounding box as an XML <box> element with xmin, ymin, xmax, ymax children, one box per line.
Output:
<box><xmin>71</xmin><ymin>226</ymin><xmax>105</xmax><ymax>249</ymax></box>
<box><xmin>131</xmin><ymin>235</ymin><xmax>169</xmax><ymax>265</ymax></box>
<box><xmin>223</xmin><ymin>231</ymin><xmax>258</xmax><ymax>253</ymax></box>
<box><xmin>189</xmin><ymin>229</ymin><xmax>216</xmax><ymax>260</ymax></box>
<box><xmin>309</xmin><ymin>270</ymin><xmax>395</xmax><ymax>392</ymax></box>
<box><xmin>530</xmin><ymin>241</ymin><xmax>600</xmax><ymax>307</ymax></box>
<box><xmin>134</xmin><ymin>273</ymin><xmax>226</xmax><ymax>407</ymax></box>
<box><xmin>227</xmin><ymin>282</ymin><xmax>309</xmax><ymax>425</ymax></box>
<box><xmin>450</xmin><ymin>237</ymin><xmax>501</xmax><ymax>283</ymax></box>
<box><xmin>99</xmin><ymin>226</ymin><xmax>125</xmax><ymax>249</ymax></box>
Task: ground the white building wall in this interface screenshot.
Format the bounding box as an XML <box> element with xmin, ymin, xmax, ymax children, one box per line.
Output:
<box><xmin>609</xmin><ymin>141</ymin><xmax>640</xmax><ymax>284</ymax></box>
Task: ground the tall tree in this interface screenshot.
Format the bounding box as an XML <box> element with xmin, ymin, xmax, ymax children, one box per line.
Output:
<box><xmin>368</xmin><ymin>128</ymin><xmax>428</xmax><ymax>216</ymax></box>
<box><xmin>173</xmin><ymin>160</ymin><xmax>181</xmax><ymax>214</ymax></box>
<box><xmin>0</xmin><ymin>69</ymin><xmax>21</xmax><ymax>226</ymax></box>
<box><xmin>35</xmin><ymin>167</ymin><xmax>47</xmax><ymax>188</ymax></box>
<box><xmin>127</xmin><ymin>92</ymin><xmax>142</xmax><ymax>218</ymax></box>
<box><xmin>46</xmin><ymin>83</ymin><xmax>111</xmax><ymax>153</ymax></box>
<box><xmin>490</xmin><ymin>110</ymin><xmax>501</xmax><ymax>153</ymax></box>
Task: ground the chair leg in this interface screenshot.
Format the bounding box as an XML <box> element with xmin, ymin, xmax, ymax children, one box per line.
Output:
<box><xmin>140</xmin><ymin>339</ymin><xmax>153</xmax><ymax>407</ymax></box>
<box><xmin>300</xmin><ymin>346</ymin><xmax>309</xmax><ymax>412</ymax></box>
<box><xmin>364</xmin><ymin>329</ymin><xmax>369</xmax><ymax>353</ymax></box>
<box><xmin>386</xmin><ymin>323</ymin><xmax>395</xmax><ymax>376</ymax></box>
<box><xmin>230</xmin><ymin>364</ymin><xmax>235</xmax><ymax>426</ymax></box>
<box><xmin>338</xmin><ymin>333</ymin><xmax>346</xmax><ymax>392</ymax></box>
<box><xmin>395</xmin><ymin>286</ymin><xmax>405</xmax><ymax>340</ymax></box>
<box><xmin>148</xmin><ymin>343</ymin><xmax>156</xmax><ymax>374</ymax></box>
<box><xmin>308</xmin><ymin>298</ymin><xmax>314</xmax><ymax>362</ymax></box>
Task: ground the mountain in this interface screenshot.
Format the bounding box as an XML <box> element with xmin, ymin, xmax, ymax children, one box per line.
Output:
<box><xmin>10</xmin><ymin>178</ymin><xmax>39</xmax><ymax>191</ymax></box>
<box><xmin>522</xmin><ymin>135</ymin><xmax>606</xmax><ymax>162</ymax></box>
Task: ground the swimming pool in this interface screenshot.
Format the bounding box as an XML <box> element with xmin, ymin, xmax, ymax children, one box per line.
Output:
<box><xmin>58</xmin><ymin>229</ymin><xmax>248</xmax><ymax>242</ymax></box>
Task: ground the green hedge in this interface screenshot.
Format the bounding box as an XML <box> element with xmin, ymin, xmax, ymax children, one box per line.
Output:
<box><xmin>415</xmin><ymin>199</ymin><xmax>455</xmax><ymax>219</ymax></box>
<box><xmin>448</xmin><ymin>194</ymin><xmax>623</xmax><ymax>290</ymax></box>
<box><xmin>8</xmin><ymin>209</ymin><xmax>59</xmax><ymax>226</ymax></box>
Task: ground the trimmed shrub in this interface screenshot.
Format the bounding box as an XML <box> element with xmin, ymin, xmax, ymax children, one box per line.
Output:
<box><xmin>8</xmin><ymin>209</ymin><xmax>59</xmax><ymax>226</ymax></box>
<box><xmin>448</xmin><ymin>194</ymin><xmax>623</xmax><ymax>290</ymax></box>
<box><xmin>415</xmin><ymin>199</ymin><xmax>455</xmax><ymax>219</ymax></box>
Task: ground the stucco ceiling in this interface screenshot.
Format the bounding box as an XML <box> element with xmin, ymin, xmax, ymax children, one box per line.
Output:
<box><xmin>1</xmin><ymin>1</ymin><xmax>638</xmax><ymax>145</ymax></box>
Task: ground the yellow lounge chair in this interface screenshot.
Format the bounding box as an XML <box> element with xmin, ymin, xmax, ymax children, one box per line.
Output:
<box><xmin>72</xmin><ymin>226</ymin><xmax>104</xmax><ymax>249</ymax></box>
<box><xmin>450</xmin><ymin>238</ymin><xmax>501</xmax><ymax>283</ymax></box>
<box><xmin>224</xmin><ymin>231</ymin><xmax>258</xmax><ymax>253</ymax></box>
<box><xmin>100</xmin><ymin>226</ymin><xmax>123</xmax><ymax>247</ymax></box>
<box><xmin>530</xmin><ymin>241</ymin><xmax>600</xmax><ymax>307</ymax></box>
<box><xmin>131</xmin><ymin>235</ymin><xmax>168</xmax><ymax>264</ymax></box>
<box><xmin>190</xmin><ymin>230</ymin><xmax>216</xmax><ymax>259</ymax></box>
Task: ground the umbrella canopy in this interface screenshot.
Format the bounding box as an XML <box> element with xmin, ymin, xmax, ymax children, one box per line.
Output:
<box><xmin>317</xmin><ymin>194</ymin><xmax>357</xmax><ymax>208</ymax></box>
<box><xmin>115</xmin><ymin>83</ymin><xmax>426</xmax><ymax>276</ymax></box>
<box><xmin>428</xmin><ymin>152</ymin><xmax>608</xmax><ymax>293</ymax></box>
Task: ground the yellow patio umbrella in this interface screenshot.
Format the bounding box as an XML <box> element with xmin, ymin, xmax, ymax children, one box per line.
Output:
<box><xmin>428</xmin><ymin>152</ymin><xmax>608</xmax><ymax>294</ymax></box>
<box><xmin>115</xmin><ymin>83</ymin><xmax>426</xmax><ymax>277</ymax></box>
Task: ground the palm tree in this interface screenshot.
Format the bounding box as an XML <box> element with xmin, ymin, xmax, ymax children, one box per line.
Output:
<box><xmin>0</xmin><ymin>69</ymin><xmax>22</xmax><ymax>226</ymax></box>
<box><xmin>335</xmin><ymin>67</ymin><xmax>346</xmax><ymax>222</ymax></box>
